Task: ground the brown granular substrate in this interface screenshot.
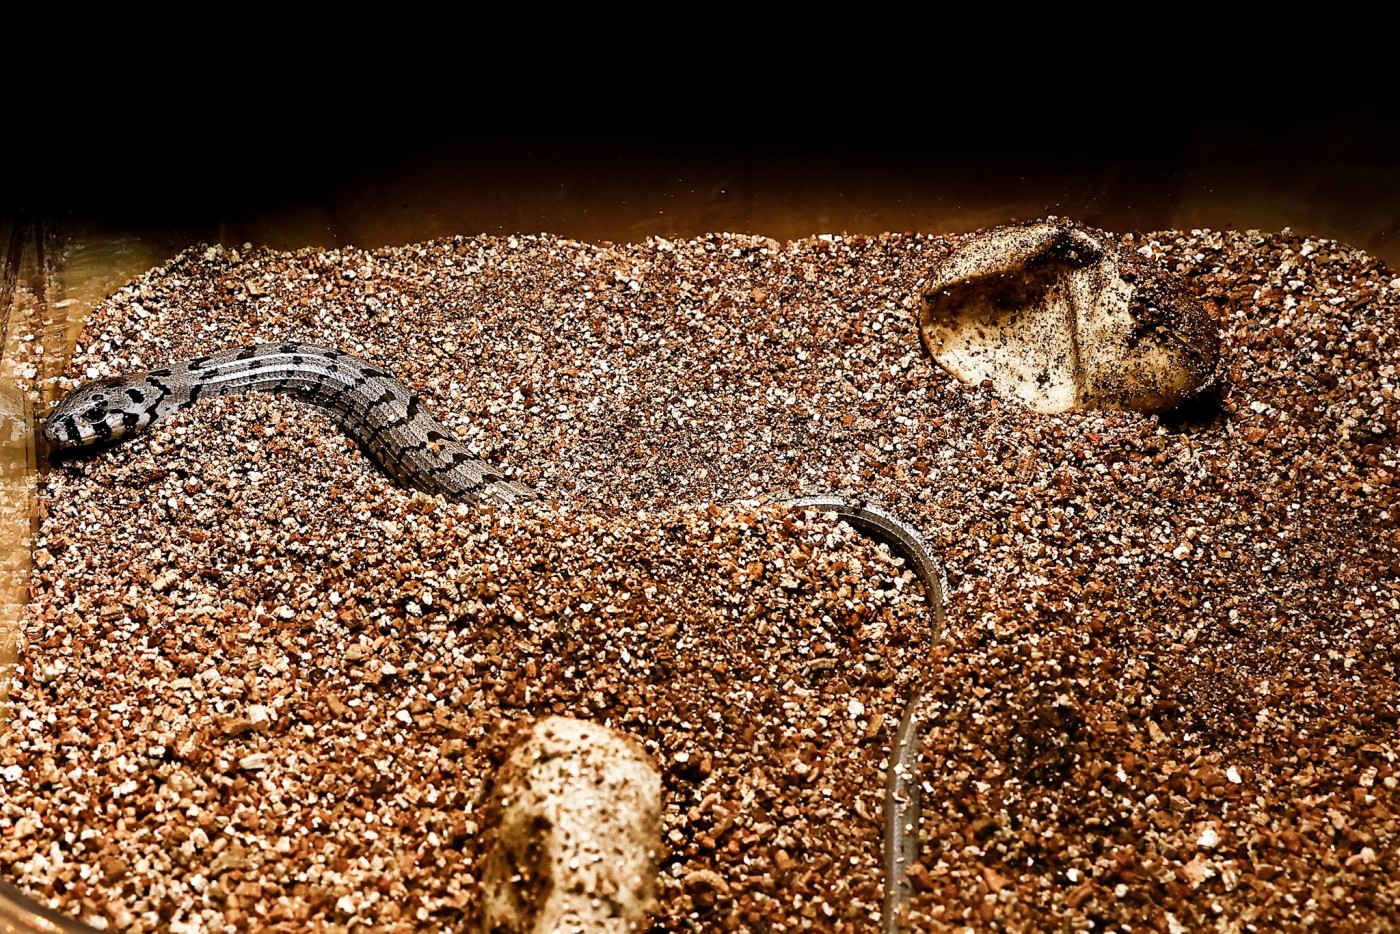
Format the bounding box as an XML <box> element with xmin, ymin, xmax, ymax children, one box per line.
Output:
<box><xmin>2</xmin><ymin>227</ymin><xmax>1397</xmax><ymax>932</ymax></box>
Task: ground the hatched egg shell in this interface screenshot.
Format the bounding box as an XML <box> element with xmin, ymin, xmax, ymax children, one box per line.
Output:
<box><xmin>918</xmin><ymin>220</ymin><xmax>1219</xmax><ymax>414</ymax></box>
<box><xmin>479</xmin><ymin>716</ymin><xmax>662</xmax><ymax>932</ymax></box>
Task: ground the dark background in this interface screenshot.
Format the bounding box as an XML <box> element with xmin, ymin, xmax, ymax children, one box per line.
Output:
<box><xmin>8</xmin><ymin>37</ymin><xmax>1399</xmax><ymax>261</ymax></box>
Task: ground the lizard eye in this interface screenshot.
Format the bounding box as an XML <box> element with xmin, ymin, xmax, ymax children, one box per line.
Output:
<box><xmin>83</xmin><ymin>401</ymin><xmax>108</xmax><ymax>422</ymax></box>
